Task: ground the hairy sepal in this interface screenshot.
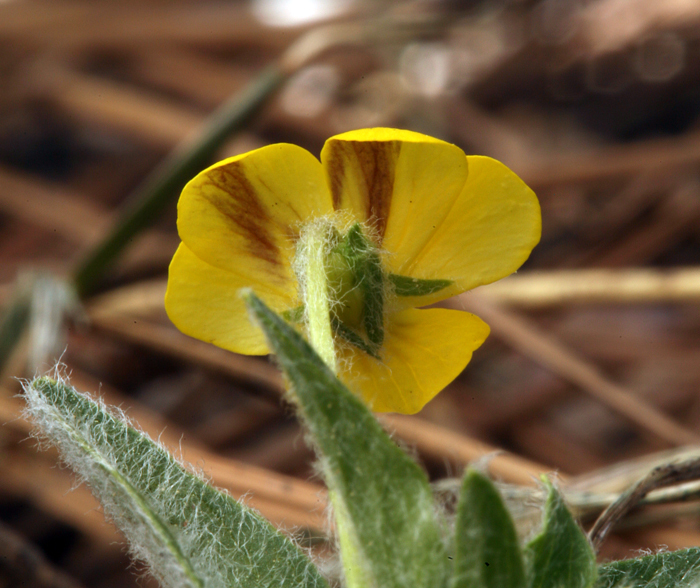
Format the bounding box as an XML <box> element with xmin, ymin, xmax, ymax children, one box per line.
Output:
<box><xmin>245</xmin><ymin>292</ymin><xmax>449</xmax><ymax>588</ymax></box>
<box><xmin>23</xmin><ymin>376</ymin><xmax>329</xmax><ymax>588</ymax></box>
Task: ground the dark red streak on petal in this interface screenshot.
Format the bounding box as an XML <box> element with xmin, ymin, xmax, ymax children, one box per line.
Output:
<box><xmin>199</xmin><ymin>164</ymin><xmax>284</xmax><ymax>272</ymax></box>
<box><xmin>326</xmin><ymin>140</ymin><xmax>400</xmax><ymax>243</ymax></box>
<box><xmin>326</xmin><ymin>147</ymin><xmax>344</xmax><ymax>212</ymax></box>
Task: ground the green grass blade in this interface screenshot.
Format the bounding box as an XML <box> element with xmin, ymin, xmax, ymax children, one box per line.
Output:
<box><xmin>23</xmin><ymin>376</ymin><xmax>329</xmax><ymax>588</ymax></box>
<box><xmin>73</xmin><ymin>66</ymin><xmax>284</xmax><ymax>297</ymax></box>
<box><xmin>245</xmin><ymin>292</ymin><xmax>449</xmax><ymax>588</ymax></box>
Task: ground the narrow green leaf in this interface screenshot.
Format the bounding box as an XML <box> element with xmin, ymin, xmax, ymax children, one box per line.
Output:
<box><xmin>23</xmin><ymin>376</ymin><xmax>329</xmax><ymax>588</ymax></box>
<box><xmin>596</xmin><ymin>548</ymin><xmax>700</xmax><ymax>588</ymax></box>
<box><xmin>245</xmin><ymin>293</ymin><xmax>449</xmax><ymax>588</ymax></box>
<box><xmin>451</xmin><ymin>469</ymin><xmax>526</xmax><ymax>588</ymax></box>
<box><xmin>389</xmin><ymin>274</ymin><xmax>452</xmax><ymax>297</ymax></box>
<box><xmin>525</xmin><ymin>480</ymin><xmax>597</xmax><ymax>588</ymax></box>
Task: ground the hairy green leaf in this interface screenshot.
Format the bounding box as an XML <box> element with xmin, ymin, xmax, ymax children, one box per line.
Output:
<box><xmin>245</xmin><ymin>292</ymin><xmax>449</xmax><ymax>588</ymax></box>
<box><xmin>596</xmin><ymin>548</ymin><xmax>700</xmax><ymax>588</ymax></box>
<box><xmin>451</xmin><ymin>469</ymin><xmax>526</xmax><ymax>588</ymax></box>
<box><xmin>23</xmin><ymin>376</ymin><xmax>329</xmax><ymax>588</ymax></box>
<box><xmin>525</xmin><ymin>480</ymin><xmax>596</xmax><ymax>588</ymax></box>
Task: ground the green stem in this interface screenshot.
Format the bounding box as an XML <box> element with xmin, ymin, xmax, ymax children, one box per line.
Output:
<box><xmin>301</xmin><ymin>224</ymin><xmax>336</xmax><ymax>372</ymax></box>
<box><xmin>331</xmin><ymin>490</ymin><xmax>371</xmax><ymax>588</ymax></box>
<box><xmin>73</xmin><ymin>66</ymin><xmax>285</xmax><ymax>298</ymax></box>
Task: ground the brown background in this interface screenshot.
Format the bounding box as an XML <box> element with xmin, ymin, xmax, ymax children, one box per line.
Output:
<box><xmin>1</xmin><ymin>1</ymin><xmax>700</xmax><ymax>586</ymax></box>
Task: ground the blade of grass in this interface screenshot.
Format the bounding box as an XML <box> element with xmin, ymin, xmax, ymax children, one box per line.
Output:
<box><xmin>73</xmin><ymin>66</ymin><xmax>284</xmax><ymax>297</ymax></box>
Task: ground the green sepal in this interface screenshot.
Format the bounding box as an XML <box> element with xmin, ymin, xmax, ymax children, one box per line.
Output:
<box><xmin>389</xmin><ymin>274</ymin><xmax>453</xmax><ymax>297</ymax></box>
<box><xmin>344</xmin><ymin>224</ymin><xmax>384</xmax><ymax>347</ymax></box>
<box><xmin>451</xmin><ymin>469</ymin><xmax>526</xmax><ymax>588</ymax></box>
<box><xmin>525</xmin><ymin>480</ymin><xmax>597</xmax><ymax>588</ymax></box>
<box><xmin>23</xmin><ymin>376</ymin><xmax>329</xmax><ymax>588</ymax></box>
<box><xmin>596</xmin><ymin>548</ymin><xmax>700</xmax><ymax>588</ymax></box>
<box><xmin>245</xmin><ymin>292</ymin><xmax>449</xmax><ymax>588</ymax></box>
<box><xmin>282</xmin><ymin>305</ymin><xmax>305</xmax><ymax>323</ymax></box>
<box><xmin>332</xmin><ymin>317</ymin><xmax>380</xmax><ymax>359</ymax></box>
<box><xmin>334</xmin><ymin>223</ymin><xmax>385</xmax><ymax>348</ymax></box>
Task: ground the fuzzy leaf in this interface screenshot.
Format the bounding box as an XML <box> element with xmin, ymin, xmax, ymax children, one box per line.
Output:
<box><xmin>451</xmin><ymin>469</ymin><xmax>526</xmax><ymax>588</ymax></box>
<box><xmin>596</xmin><ymin>548</ymin><xmax>700</xmax><ymax>588</ymax></box>
<box><xmin>23</xmin><ymin>376</ymin><xmax>329</xmax><ymax>588</ymax></box>
<box><xmin>525</xmin><ymin>481</ymin><xmax>597</xmax><ymax>588</ymax></box>
<box><xmin>245</xmin><ymin>292</ymin><xmax>449</xmax><ymax>588</ymax></box>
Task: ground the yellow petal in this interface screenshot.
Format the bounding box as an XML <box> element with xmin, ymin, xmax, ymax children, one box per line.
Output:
<box><xmin>391</xmin><ymin>156</ymin><xmax>541</xmax><ymax>308</ymax></box>
<box><xmin>165</xmin><ymin>243</ymin><xmax>298</xmax><ymax>355</ymax></box>
<box><xmin>337</xmin><ymin>307</ymin><xmax>490</xmax><ymax>414</ymax></box>
<box><xmin>321</xmin><ymin>129</ymin><xmax>468</xmax><ymax>268</ymax></box>
<box><xmin>178</xmin><ymin>143</ymin><xmax>332</xmax><ymax>289</ymax></box>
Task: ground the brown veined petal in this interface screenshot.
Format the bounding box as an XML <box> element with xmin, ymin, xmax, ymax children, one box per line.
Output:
<box><xmin>336</xmin><ymin>307</ymin><xmax>490</xmax><ymax>414</ymax></box>
<box><xmin>320</xmin><ymin>128</ymin><xmax>468</xmax><ymax>268</ymax></box>
<box><xmin>178</xmin><ymin>143</ymin><xmax>333</xmax><ymax>290</ymax></box>
<box><xmin>165</xmin><ymin>243</ymin><xmax>298</xmax><ymax>355</ymax></box>
<box><xmin>389</xmin><ymin>155</ymin><xmax>541</xmax><ymax>309</ymax></box>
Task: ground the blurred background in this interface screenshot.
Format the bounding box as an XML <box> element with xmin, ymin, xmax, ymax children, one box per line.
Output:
<box><xmin>1</xmin><ymin>0</ymin><xmax>700</xmax><ymax>586</ymax></box>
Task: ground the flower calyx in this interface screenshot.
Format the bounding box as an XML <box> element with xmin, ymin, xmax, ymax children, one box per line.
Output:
<box><xmin>295</xmin><ymin>221</ymin><xmax>456</xmax><ymax>363</ymax></box>
<box><xmin>325</xmin><ymin>223</ymin><xmax>385</xmax><ymax>359</ymax></box>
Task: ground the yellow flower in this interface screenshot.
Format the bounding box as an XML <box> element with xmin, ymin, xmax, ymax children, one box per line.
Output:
<box><xmin>165</xmin><ymin>128</ymin><xmax>540</xmax><ymax>414</ymax></box>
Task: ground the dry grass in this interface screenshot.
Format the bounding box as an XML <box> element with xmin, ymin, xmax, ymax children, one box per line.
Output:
<box><xmin>1</xmin><ymin>0</ymin><xmax>700</xmax><ymax>584</ymax></box>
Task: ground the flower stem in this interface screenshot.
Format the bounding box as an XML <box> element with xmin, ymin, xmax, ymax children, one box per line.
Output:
<box><xmin>301</xmin><ymin>223</ymin><xmax>336</xmax><ymax>372</ymax></box>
